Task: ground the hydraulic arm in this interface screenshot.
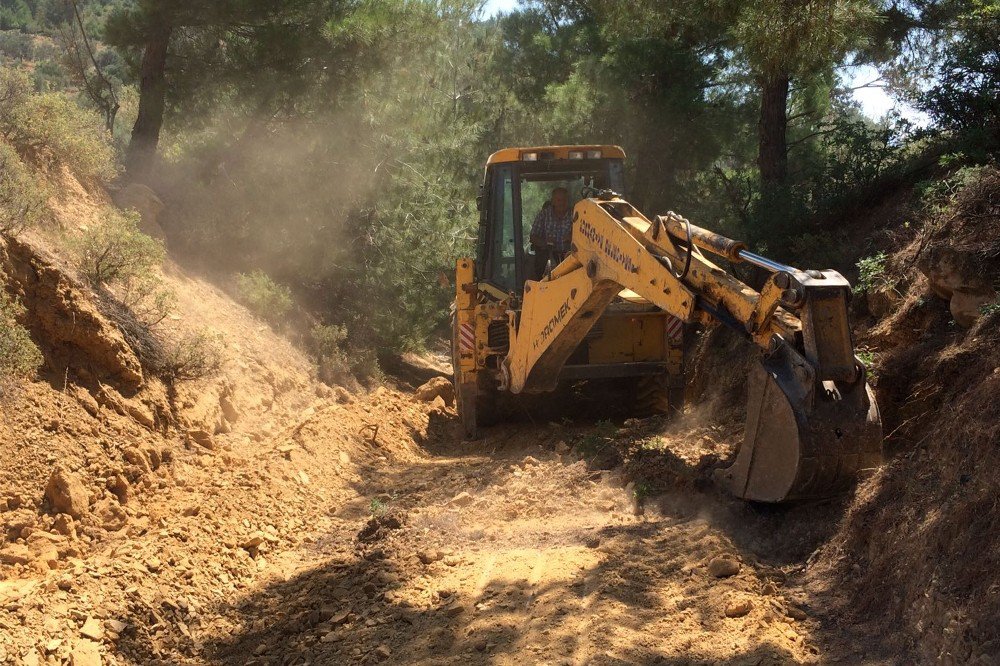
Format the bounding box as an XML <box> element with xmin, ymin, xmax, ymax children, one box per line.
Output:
<box><xmin>498</xmin><ymin>192</ymin><xmax>882</xmax><ymax>502</ymax></box>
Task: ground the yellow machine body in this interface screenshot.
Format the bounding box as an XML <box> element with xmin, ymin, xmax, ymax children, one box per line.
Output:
<box><xmin>452</xmin><ymin>145</ymin><xmax>883</xmax><ymax>503</ymax></box>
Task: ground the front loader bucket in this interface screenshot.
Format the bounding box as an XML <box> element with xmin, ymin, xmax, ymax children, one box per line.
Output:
<box><xmin>715</xmin><ymin>343</ymin><xmax>883</xmax><ymax>503</ymax></box>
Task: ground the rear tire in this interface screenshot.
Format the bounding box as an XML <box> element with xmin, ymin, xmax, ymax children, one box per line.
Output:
<box><xmin>635</xmin><ymin>373</ymin><xmax>681</xmax><ymax>417</ymax></box>
<box><xmin>451</xmin><ymin>314</ymin><xmax>497</xmax><ymax>440</ymax></box>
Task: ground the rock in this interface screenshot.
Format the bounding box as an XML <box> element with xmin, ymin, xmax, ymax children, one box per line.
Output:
<box><xmin>919</xmin><ymin>245</ymin><xmax>997</xmax><ymax>328</ymax></box>
<box><xmin>74</xmin><ymin>388</ymin><xmax>101</xmax><ymax>417</ymax></box>
<box><xmin>110</xmin><ymin>182</ymin><xmax>165</xmax><ymax>241</ymax></box>
<box><xmin>106</xmin><ymin>619</ymin><xmax>127</xmax><ymax>634</ymax></box>
<box><xmin>442</xmin><ymin>600</ymin><xmax>465</xmax><ymax>617</ymax></box>
<box><xmin>219</xmin><ymin>394</ymin><xmax>240</xmax><ymax>423</ymax></box>
<box><xmin>725</xmin><ymin>598</ymin><xmax>753</xmax><ymax>618</ymax></box>
<box><xmin>124</xmin><ymin>400</ymin><xmax>155</xmax><ymax>429</ymax></box>
<box><xmin>44</xmin><ymin>467</ymin><xmax>90</xmax><ymax>518</ymax></box>
<box><xmin>447</xmin><ymin>492</ymin><xmax>474</xmax><ymax>508</ymax></box>
<box><xmin>145</xmin><ymin>557</ymin><xmax>161</xmax><ymax>573</ymax></box>
<box><xmin>374</xmin><ymin>644</ymin><xmax>392</xmax><ymax>660</ymax></box>
<box><xmin>708</xmin><ymin>556</ymin><xmax>741</xmax><ymax>578</ymax></box>
<box><xmin>334</xmin><ymin>387</ymin><xmax>354</xmax><ymax>404</ymax></box>
<box><xmin>94</xmin><ymin>499</ymin><xmax>128</xmax><ymax>531</ymax></box>
<box><xmin>554</xmin><ymin>441</ymin><xmax>570</xmax><ymax>454</ymax></box>
<box><xmin>242</xmin><ymin>531</ymin><xmax>279</xmax><ymax>551</ymax></box>
<box><xmin>521</xmin><ymin>455</ymin><xmax>540</xmax><ymax>467</ymax></box>
<box><xmin>951</xmin><ymin>290</ymin><xmax>994</xmax><ymax>328</ymax></box>
<box><xmin>27</xmin><ymin>532</ymin><xmax>64</xmax><ymax>565</ymax></box>
<box><xmin>20</xmin><ymin>648</ymin><xmax>41</xmax><ymax>666</ymax></box>
<box><xmin>413</xmin><ymin>377</ymin><xmax>455</xmax><ymax>406</ymax></box>
<box><xmin>0</xmin><ymin>544</ymin><xmax>30</xmax><ymax>565</ymax></box>
<box><xmin>417</xmin><ymin>549</ymin><xmax>443</xmax><ymax>565</ymax></box>
<box><xmin>428</xmin><ymin>395</ymin><xmax>447</xmax><ymax>413</ymax></box>
<box><xmin>51</xmin><ymin>513</ymin><xmax>76</xmax><ymax>537</ymax></box>
<box><xmin>107</xmin><ymin>475</ymin><xmax>131</xmax><ymax>504</ymax></box>
<box><xmin>786</xmin><ymin>605</ymin><xmax>808</xmax><ymax>621</ymax></box>
<box><xmin>69</xmin><ymin>640</ymin><xmax>102</xmax><ymax>666</ymax></box>
<box><xmin>80</xmin><ymin>617</ymin><xmax>104</xmax><ymax>641</ymax></box>
<box><xmin>186</xmin><ymin>429</ymin><xmax>217</xmax><ymax>451</ymax></box>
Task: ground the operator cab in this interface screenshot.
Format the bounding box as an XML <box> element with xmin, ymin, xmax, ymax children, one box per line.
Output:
<box><xmin>476</xmin><ymin>145</ymin><xmax>626</xmax><ymax>295</ymax></box>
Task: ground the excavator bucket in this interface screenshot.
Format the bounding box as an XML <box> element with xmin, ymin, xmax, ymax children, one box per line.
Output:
<box><xmin>714</xmin><ymin>342</ymin><xmax>883</xmax><ymax>502</ymax></box>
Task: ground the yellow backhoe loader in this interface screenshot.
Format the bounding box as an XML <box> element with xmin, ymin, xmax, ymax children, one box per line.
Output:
<box><xmin>452</xmin><ymin>145</ymin><xmax>883</xmax><ymax>502</ymax></box>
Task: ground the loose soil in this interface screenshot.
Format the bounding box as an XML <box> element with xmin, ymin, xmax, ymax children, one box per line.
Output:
<box><xmin>1</xmin><ymin>377</ymin><xmax>893</xmax><ymax>665</ymax></box>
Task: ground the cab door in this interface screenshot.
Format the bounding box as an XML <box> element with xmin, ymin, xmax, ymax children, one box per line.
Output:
<box><xmin>476</xmin><ymin>164</ymin><xmax>523</xmax><ymax>293</ymax></box>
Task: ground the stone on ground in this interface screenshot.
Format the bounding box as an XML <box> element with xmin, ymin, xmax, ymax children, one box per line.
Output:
<box><xmin>44</xmin><ymin>467</ymin><xmax>89</xmax><ymax>518</ymax></box>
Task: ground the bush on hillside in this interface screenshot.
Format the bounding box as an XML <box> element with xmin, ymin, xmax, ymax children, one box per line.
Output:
<box><xmin>156</xmin><ymin>329</ymin><xmax>224</xmax><ymax>383</ymax></box>
<box><xmin>72</xmin><ymin>208</ymin><xmax>165</xmax><ymax>287</ymax></box>
<box><xmin>0</xmin><ymin>67</ymin><xmax>117</xmax><ymax>181</ymax></box>
<box><xmin>311</xmin><ymin>323</ymin><xmax>382</xmax><ymax>386</ymax></box>
<box><xmin>235</xmin><ymin>271</ymin><xmax>293</xmax><ymax>327</ymax></box>
<box><xmin>0</xmin><ymin>292</ymin><xmax>42</xmax><ymax>396</ymax></box>
<box><xmin>0</xmin><ymin>141</ymin><xmax>48</xmax><ymax>234</ymax></box>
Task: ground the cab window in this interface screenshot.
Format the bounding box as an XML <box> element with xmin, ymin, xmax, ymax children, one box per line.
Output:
<box><xmin>488</xmin><ymin>165</ymin><xmax>518</xmax><ymax>292</ymax></box>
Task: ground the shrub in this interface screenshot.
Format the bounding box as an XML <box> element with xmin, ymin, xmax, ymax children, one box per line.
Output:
<box><xmin>72</xmin><ymin>208</ymin><xmax>165</xmax><ymax>287</ymax></box>
<box><xmin>235</xmin><ymin>271</ymin><xmax>293</xmax><ymax>326</ymax></box>
<box><xmin>0</xmin><ymin>141</ymin><xmax>48</xmax><ymax>234</ymax></box>
<box><xmin>0</xmin><ymin>66</ymin><xmax>117</xmax><ymax>181</ymax></box>
<box><xmin>0</xmin><ymin>292</ymin><xmax>42</xmax><ymax>395</ymax></box>
<box><xmin>311</xmin><ymin>323</ymin><xmax>383</xmax><ymax>386</ymax></box>
<box><xmin>855</xmin><ymin>252</ymin><xmax>894</xmax><ymax>294</ymax></box>
<box><xmin>156</xmin><ymin>329</ymin><xmax>224</xmax><ymax>383</ymax></box>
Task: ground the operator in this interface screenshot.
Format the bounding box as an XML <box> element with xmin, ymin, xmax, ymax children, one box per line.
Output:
<box><xmin>529</xmin><ymin>186</ymin><xmax>573</xmax><ymax>280</ymax></box>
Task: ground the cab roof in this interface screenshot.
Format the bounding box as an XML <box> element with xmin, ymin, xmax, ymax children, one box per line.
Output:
<box><xmin>486</xmin><ymin>145</ymin><xmax>626</xmax><ymax>165</ymax></box>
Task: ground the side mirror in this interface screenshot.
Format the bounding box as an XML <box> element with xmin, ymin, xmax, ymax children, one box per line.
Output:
<box><xmin>476</xmin><ymin>194</ymin><xmax>483</xmax><ymax>212</ymax></box>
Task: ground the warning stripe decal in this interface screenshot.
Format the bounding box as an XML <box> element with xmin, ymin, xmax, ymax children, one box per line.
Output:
<box><xmin>459</xmin><ymin>322</ymin><xmax>476</xmax><ymax>353</ymax></box>
<box><xmin>665</xmin><ymin>316</ymin><xmax>684</xmax><ymax>345</ymax></box>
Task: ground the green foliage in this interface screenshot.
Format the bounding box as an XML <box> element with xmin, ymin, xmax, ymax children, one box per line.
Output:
<box><xmin>728</xmin><ymin>0</ymin><xmax>877</xmax><ymax>79</ymax></box>
<box><xmin>72</xmin><ymin>208</ymin><xmax>165</xmax><ymax>287</ymax></box>
<box><xmin>0</xmin><ymin>291</ymin><xmax>42</xmax><ymax>393</ymax></box>
<box><xmin>235</xmin><ymin>271</ymin><xmax>293</xmax><ymax>327</ymax></box>
<box><xmin>856</xmin><ymin>347</ymin><xmax>879</xmax><ymax>381</ymax></box>
<box><xmin>0</xmin><ymin>1</ymin><xmax>33</xmax><ymax>31</ymax></box>
<box><xmin>311</xmin><ymin>323</ymin><xmax>382</xmax><ymax>386</ymax></box>
<box><xmin>918</xmin><ymin>0</ymin><xmax>1000</xmax><ymax>134</ymax></box>
<box><xmin>0</xmin><ymin>66</ymin><xmax>117</xmax><ymax>180</ymax></box>
<box><xmin>156</xmin><ymin>329</ymin><xmax>224</xmax><ymax>383</ymax></box>
<box><xmin>576</xmin><ymin>419</ymin><xmax>617</xmax><ymax>458</ymax></box>
<box><xmin>855</xmin><ymin>252</ymin><xmax>892</xmax><ymax>294</ymax></box>
<box><xmin>89</xmin><ymin>0</ymin><xmax>1000</xmax><ymax>360</ymax></box>
<box><xmin>0</xmin><ymin>140</ymin><xmax>48</xmax><ymax>234</ymax></box>
<box><xmin>0</xmin><ymin>31</ymin><xmax>34</xmax><ymax>59</ymax></box>
<box><xmin>980</xmin><ymin>300</ymin><xmax>1000</xmax><ymax>318</ymax></box>
<box><xmin>369</xmin><ymin>496</ymin><xmax>388</xmax><ymax>517</ymax></box>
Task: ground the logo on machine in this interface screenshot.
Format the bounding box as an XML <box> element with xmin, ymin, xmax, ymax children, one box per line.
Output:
<box><xmin>535</xmin><ymin>297</ymin><xmax>571</xmax><ymax>349</ymax></box>
<box><xmin>578</xmin><ymin>218</ymin><xmax>638</xmax><ymax>273</ymax></box>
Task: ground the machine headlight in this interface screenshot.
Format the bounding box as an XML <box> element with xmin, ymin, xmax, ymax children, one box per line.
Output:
<box><xmin>522</xmin><ymin>152</ymin><xmax>538</xmax><ymax>161</ymax></box>
<box><xmin>586</xmin><ymin>150</ymin><xmax>602</xmax><ymax>159</ymax></box>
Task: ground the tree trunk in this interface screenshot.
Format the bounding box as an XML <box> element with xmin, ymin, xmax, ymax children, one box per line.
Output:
<box><xmin>757</xmin><ymin>72</ymin><xmax>790</xmax><ymax>186</ymax></box>
<box><xmin>126</xmin><ymin>26</ymin><xmax>172</xmax><ymax>181</ymax></box>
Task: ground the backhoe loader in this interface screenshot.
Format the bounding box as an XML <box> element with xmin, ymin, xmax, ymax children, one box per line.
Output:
<box><xmin>452</xmin><ymin>145</ymin><xmax>883</xmax><ymax>502</ymax></box>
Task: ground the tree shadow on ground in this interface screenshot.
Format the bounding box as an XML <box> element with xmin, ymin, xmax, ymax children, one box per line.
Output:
<box><xmin>111</xmin><ymin>397</ymin><xmax>882</xmax><ymax>665</ymax></box>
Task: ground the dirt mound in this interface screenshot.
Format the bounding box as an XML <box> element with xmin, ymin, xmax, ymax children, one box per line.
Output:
<box><xmin>0</xmin><ymin>235</ymin><xmax>143</xmax><ymax>388</ymax></box>
<box><xmin>809</xmin><ymin>167</ymin><xmax>1000</xmax><ymax>662</ymax></box>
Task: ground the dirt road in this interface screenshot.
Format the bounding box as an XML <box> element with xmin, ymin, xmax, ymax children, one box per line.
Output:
<box><xmin>2</xmin><ymin>386</ymin><xmax>885</xmax><ymax>665</ymax></box>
